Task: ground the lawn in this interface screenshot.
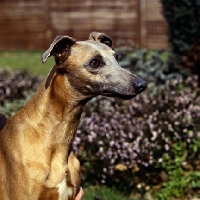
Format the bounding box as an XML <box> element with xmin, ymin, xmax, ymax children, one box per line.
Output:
<box><xmin>0</xmin><ymin>50</ymin><xmax>53</xmax><ymax>76</ymax></box>
<box><xmin>84</xmin><ymin>186</ymin><xmax>137</xmax><ymax>200</ymax></box>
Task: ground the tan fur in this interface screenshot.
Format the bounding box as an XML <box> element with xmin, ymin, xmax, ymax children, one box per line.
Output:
<box><xmin>0</xmin><ymin>32</ymin><xmax>147</xmax><ymax>200</ymax></box>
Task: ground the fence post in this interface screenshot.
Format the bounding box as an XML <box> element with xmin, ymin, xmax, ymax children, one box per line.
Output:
<box><xmin>139</xmin><ymin>0</ymin><xmax>147</xmax><ymax>48</ymax></box>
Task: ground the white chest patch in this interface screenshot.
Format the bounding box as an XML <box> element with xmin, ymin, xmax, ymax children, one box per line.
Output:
<box><xmin>57</xmin><ymin>177</ymin><xmax>73</xmax><ymax>200</ymax></box>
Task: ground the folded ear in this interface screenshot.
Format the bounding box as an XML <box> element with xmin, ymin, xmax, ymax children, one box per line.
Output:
<box><xmin>88</xmin><ymin>32</ymin><xmax>113</xmax><ymax>49</ymax></box>
<box><xmin>42</xmin><ymin>35</ymin><xmax>76</xmax><ymax>64</ymax></box>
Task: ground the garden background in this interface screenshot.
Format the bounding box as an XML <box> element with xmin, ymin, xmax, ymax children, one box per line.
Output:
<box><xmin>0</xmin><ymin>0</ymin><xmax>200</xmax><ymax>199</ymax></box>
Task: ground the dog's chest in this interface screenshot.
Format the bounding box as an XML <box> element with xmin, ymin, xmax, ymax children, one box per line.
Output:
<box><xmin>57</xmin><ymin>177</ymin><xmax>73</xmax><ymax>200</ymax></box>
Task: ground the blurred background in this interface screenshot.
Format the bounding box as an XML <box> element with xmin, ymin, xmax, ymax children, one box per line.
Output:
<box><xmin>0</xmin><ymin>0</ymin><xmax>168</xmax><ymax>50</ymax></box>
<box><xmin>0</xmin><ymin>0</ymin><xmax>200</xmax><ymax>200</ymax></box>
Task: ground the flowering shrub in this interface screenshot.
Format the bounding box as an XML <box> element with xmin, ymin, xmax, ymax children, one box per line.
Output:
<box><xmin>0</xmin><ymin>67</ymin><xmax>42</xmax><ymax>105</ymax></box>
<box><xmin>74</xmin><ymin>75</ymin><xmax>200</xmax><ymax>195</ymax></box>
<box><xmin>1</xmin><ymin>52</ymin><xmax>199</xmax><ymax>197</ymax></box>
<box><xmin>116</xmin><ymin>45</ymin><xmax>187</xmax><ymax>90</ymax></box>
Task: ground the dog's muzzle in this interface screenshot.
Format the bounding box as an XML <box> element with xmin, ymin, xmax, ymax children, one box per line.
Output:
<box><xmin>133</xmin><ymin>77</ymin><xmax>147</xmax><ymax>94</ymax></box>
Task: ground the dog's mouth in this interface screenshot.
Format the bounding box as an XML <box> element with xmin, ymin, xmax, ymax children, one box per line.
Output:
<box><xmin>118</xmin><ymin>94</ymin><xmax>137</xmax><ymax>100</ymax></box>
<box><xmin>93</xmin><ymin>83</ymin><xmax>142</xmax><ymax>100</ymax></box>
<box><xmin>102</xmin><ymin>91</ymin><xmax>137</xmax><ymax>100</ymax></box>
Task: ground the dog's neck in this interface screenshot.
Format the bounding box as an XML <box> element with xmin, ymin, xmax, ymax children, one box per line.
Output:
<box><xmin>20</xmin><ymin>72</ymin><xmax>88</xmax><ymax>147</ymax></box>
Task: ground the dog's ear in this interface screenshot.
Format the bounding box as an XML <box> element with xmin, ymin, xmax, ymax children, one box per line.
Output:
<box><xmin>89</xmin><ymin>32</ymin><xmax>113</xmax><ymax>49</ymax></box>
<box><xmin>42</xmin><ymin>35</ymin><xmax>76</xmax><ymax>64</ymax></box>
<box><xmin>42</xmin><ymin>36</ymin><xmax>75</xmax><ymax>89</ymax></box>
<box><xmin>0</xmin><ymin>113</ymin><xmax>7</xmax><ymax>131</ymax></box>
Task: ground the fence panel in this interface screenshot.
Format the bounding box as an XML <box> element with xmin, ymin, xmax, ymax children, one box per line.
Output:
<box><xmin>0</xmin><ymin>0</ymin><xmax>168</xmax><ymax>50</ymax></box>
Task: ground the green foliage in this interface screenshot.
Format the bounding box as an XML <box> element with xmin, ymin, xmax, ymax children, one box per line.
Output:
<box><xmin>153</xmin><ymin>140</ymin><xmax>200</xmax><ymax>200</ymax></box>
<box><xmin>160</xmin><ymin>0</ymin><xmax>200</xmax><ymax>58</ymax></box>
<box><xmin>160</xmin><ymin>0</ymin><xmax>200</xmax><ymax>78</ymax></box>
<box><xmin>84</xmin><ymin>186</ymin><xmax>137</xmax><ymax>200</ymax></box>
<box><xmin>189</xmin><ymin>171</ymin><xmax>200</xmax><ymax>191</ymax></box>
<box><xmin>153</xmin><ymin>142</ymin><xmax>190</xmax><ymax>199</ymax></box>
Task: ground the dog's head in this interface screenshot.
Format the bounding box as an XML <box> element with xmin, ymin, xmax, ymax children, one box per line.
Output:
<box><xmin>42</xmin><ymin>32</ymin><xmax>147</xmax><ymax>100</ymax></box>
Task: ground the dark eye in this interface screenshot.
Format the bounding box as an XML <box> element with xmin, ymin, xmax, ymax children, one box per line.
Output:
<box><xmin>90</xmin><ymin>59</ymin><xmax>100</xmax><ymax>68</ymax></box>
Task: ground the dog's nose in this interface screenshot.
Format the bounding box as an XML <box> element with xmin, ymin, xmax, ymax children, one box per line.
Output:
<box><xmin>133</xmin><ymin>77</ymin><xmax>147</xmax><ymax>94</ymax></box>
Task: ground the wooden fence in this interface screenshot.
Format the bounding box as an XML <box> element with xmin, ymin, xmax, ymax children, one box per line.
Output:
<box><xmin>0</xmin><ymin>0</ymin><xmax>168</xmax><ymax>50</ymax></box>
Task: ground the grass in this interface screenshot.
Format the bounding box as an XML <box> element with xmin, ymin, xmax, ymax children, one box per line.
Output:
<box><xmin>0</xmin><ymin>49</ymin><xmax>169</xmax><ymax>74</ymax></box>
<box><xmin>0</xmin><ymin>50</ymin><xmax>169</xmax><ymax>77</ymax></box>
<box><xmin>84</xmin><ymin>186</ymin><xmax>137</xmax><ymax>200</ymax></box>
<box><xmin>0</xmin><ymin>50</ymin><xmax>54</xmax><ymax>76</ymax></box>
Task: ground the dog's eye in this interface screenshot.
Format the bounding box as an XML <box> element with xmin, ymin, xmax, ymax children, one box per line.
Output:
<box><xmin>90</xmin><ymin>59</ymin><xmax>100</xmax><ymax>68</ymax></box>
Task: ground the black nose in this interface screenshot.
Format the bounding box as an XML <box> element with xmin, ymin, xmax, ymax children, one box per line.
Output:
<box><xmin>133</xmin><ymin>77</ymin><xmax>147</xmax><ymax>94</ymax></box>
